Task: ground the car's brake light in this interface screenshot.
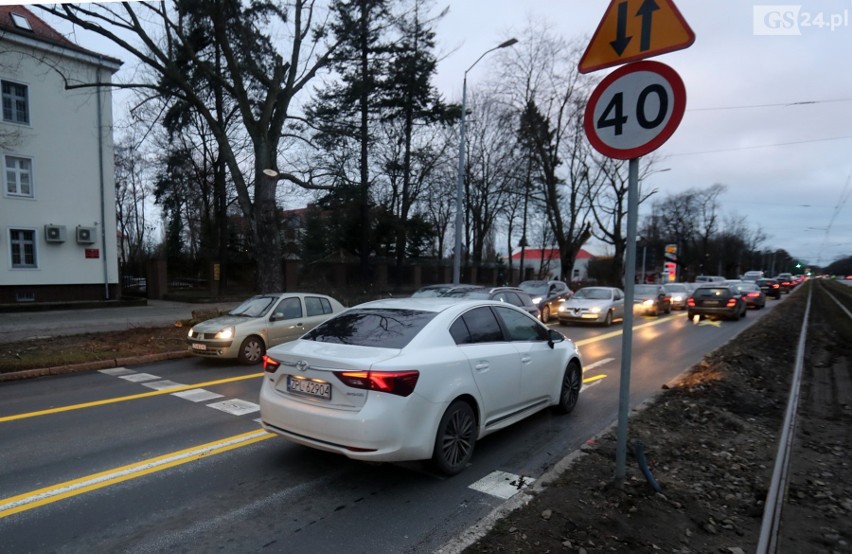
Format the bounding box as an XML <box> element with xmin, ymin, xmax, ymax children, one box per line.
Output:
<box><xmin>687</xmin><ymin>298</ymin><xmax>695</xmax><ymax>307</ymax></box>
<box><xmin>747</xmin><ymin>292</ymin><xmax>761</xmax><ymax>297</ymax></box>
<box><xmin>335</xmin><ymin>370</ymin><xmax>419</xmax><ymax>397</ymax></box>
<box><xmin>726</xmin><ymin>298</ymin><xmax>737</xmax><ymax>307</ymax></box>
<box><xmin>263</xmin><ymin>356</ymin><xmax>280</xmax><ymax>373</ymax></box>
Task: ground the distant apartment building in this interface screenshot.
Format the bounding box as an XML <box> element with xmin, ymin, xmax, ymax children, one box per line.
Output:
<box><xmin>0</xmin><ymin>5</ymin><xmax>122</xmax><ymax>304</ymax></box>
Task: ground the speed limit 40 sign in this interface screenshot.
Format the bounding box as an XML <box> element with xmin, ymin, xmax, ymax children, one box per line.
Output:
<box><xmin>584</xmin><ymin>61</ymin><xmax>686</xmax><ymax>159</ymax></box>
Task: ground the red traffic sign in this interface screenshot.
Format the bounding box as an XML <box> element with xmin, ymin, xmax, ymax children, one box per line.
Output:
<box><xmin>579</xmin><ymin>0</ymin><xmax>695</xmax><ymax>74</ymax></box>
<box><xmin>584</xmin><ymin>61</ymin><xmax>686</xmax><ymax>159</ymax></box>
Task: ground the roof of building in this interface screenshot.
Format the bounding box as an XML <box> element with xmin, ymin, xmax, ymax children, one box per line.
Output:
<box><xmin>0</xmin><ymin>5</ymin><xmax>122</xmax><ymax>68</ymax></box>
<box><xmin>510</xmin><ymin>247</ymin><xmax>595</xmax><ymax>261</ymax></box>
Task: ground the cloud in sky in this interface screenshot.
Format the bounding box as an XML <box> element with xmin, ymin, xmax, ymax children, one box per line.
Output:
<box><xmin>433</xmin><ymin>0</ymin><xmax>852</xmax><ymax>267</ymax></box>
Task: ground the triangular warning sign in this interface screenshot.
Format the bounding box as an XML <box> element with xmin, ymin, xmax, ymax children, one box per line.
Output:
<box><xmin>579</xmin><ymin>0</ymin><xmax>695</xmax><ymax>74</ymax></box>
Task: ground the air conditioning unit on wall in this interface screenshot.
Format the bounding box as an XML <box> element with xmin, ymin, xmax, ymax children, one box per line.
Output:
<box><xmin>76</xmin><ymin>226</ymin><xmax>96</xmax><ymax>244</ymax></box>
<box><xmin>44</xmin><ymin>224</ymin><xmax>66</xmax><ymax>243</ymax></box>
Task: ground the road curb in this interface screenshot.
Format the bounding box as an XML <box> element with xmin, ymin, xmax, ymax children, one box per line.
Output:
<box><xmin>0</xmin><ymin>351</ymin><xmax>192</xmax><ymax>383</ymax></box>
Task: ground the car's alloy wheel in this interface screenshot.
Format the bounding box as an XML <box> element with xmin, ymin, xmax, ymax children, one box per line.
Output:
<box><xmin>433</xmin><ymin>400</ymin><xmax>476</xmax><ymax>476</ymax></box>
<box><xmin>238</xmin><ymin>336</ymin><xmax>265</xmax><ymax>365</ymax></box>
<box><xmin>554</xmin><ymin>362</ymin><xmax>582</xmax><ymax>414</ymax></box>
<box><xmin>604</xmin><ymin>310</ymin><xmax>613</xmax><ymax>326</ymax></box>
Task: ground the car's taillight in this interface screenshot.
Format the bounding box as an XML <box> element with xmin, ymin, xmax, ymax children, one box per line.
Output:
<box><xmin>747</xmin><ymin>292</ymin><xmax>761</xmax><ymax>297</ymax></box>
<box><xmin>726</xmin><ymin>298</ymin><xmax>737</xmax><ymax>307</ymax></box>
<box><xmin>334</xmin><ymin>370</ymin><xmax>420</xmax><ymax>397</ymax></box>
<box><xmin>687</xmin><ymin>298</ymin><xmax>695</xmax><ymax>307</ymax></box>
<box><xmin>772</xmin><ymin>284</ymin><xmax>779</xmax><ymax>288</ymax></box>
<box><xmin>263</xmin><ymin>355</ymin><xmax>280</xmax><ymax>373</ymax></box>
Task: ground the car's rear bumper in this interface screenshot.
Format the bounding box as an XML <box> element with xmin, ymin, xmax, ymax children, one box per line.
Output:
<box><xmin>259</xmin><ymin>379</ymin><xmax>443</xmax><ymax>462</ymax></box>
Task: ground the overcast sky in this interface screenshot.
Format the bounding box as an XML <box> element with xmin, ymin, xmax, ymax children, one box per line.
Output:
<box><xmin>432</xmin><ymin>0</ymin><xmax>852</xmax><ymax>267</ymax></box>
<box><xmin>20</xmin><ymin>0</ymin><xmax>852</xmax><ymax>269</ymax></box>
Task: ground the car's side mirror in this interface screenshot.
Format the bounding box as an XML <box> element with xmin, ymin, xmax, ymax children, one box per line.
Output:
<box><xmin>547</xmin><ymin>329</ymin><xmax>564</xmax><ymax>349</ymax></box>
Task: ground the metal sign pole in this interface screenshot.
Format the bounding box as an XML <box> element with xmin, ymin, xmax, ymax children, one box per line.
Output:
<box><xmin>615</xmin><ymin>156</ymin><xmax>640</xmax><ymax>485</ymax></box>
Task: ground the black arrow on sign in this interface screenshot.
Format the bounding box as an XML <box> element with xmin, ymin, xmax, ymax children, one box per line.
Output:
<box><xmin>609</xmin><ymin>1</ymin><xmax>632</xmax><ymax>56</ymax></box>
<box><xmin>636</xmin><ymin>0</ymin><xmax>660</xmax><ymax>52</ymax></box>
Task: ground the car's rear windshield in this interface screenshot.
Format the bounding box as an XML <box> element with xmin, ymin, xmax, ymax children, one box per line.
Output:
<box><xmin>302</xmin><ymin>308</ymin><xmax>436</xmax><ymax>348</ymax></box>
<box><xmin>694</xmin><ymin>287</ymin><xmax>731</xmax><ymax>298</ymax></box>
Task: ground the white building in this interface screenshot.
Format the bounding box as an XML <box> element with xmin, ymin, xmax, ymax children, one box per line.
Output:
<box><xmin>0</xmin><ymin>5</ymin><xmax>122</xmax><ymax>304</ymax></box>
<box><xmin>510</xmin><ymin>247</ymin><xmax>595</xmax><ymax>282</ymax></box>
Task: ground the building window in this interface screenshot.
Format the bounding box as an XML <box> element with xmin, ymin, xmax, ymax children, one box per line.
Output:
<box><xmin>4</xmin><ymin>155</ymin><xmax>33</xmax><ymax>197</ymax></box>
<box><xmin>10</xmin><ymin>229</ymin><xmax>36</xmax><ymax>268</ymax></box>
<box><xmin>2</xmin><ymin>80</ymin><xmax>29</xmax><ymax>124</ymax></box>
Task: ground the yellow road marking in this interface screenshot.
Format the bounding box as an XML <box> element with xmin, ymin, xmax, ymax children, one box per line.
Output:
<box><xmin>582</xmin><ymin>374</ymin><xmax>607</xmax><ymax>384</ymax></box>
<box><xmin>0</xmin><ymin>429</ymin><xmax>274</xmax><ymax>519</ymax></box>
<box><xmin>0</xmin><ymin>373</ymin><xmax>264</xmax><ymax>423</ymax></box>
<box><xmin>573</xmin><ymin>312</ymin><xmax>681</xmax><ymax>346</ymax></box>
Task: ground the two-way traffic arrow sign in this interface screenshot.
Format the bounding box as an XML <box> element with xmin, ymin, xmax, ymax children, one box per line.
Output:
<box><xmin>579</xmin><ymin>0</ymin><xmax>695</xmax><ymax>74</ymax></box>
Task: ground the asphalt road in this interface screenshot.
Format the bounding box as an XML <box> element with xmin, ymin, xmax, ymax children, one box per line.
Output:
<box><xmin>0</xmin><ymin>298</ymin><xmax>787</xmax><ymax>552</ymax></box>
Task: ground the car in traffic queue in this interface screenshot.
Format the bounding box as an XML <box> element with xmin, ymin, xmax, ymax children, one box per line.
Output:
<box><xmin>410</xmin><ymin>283</ymin><xmax>480</xmax><ymax>298</ymax></box>
<box><xmin>186</xmin><ymin>292</ymin><xmax>346</xmax><ymax>364</ymax></box>
<box><xmin>733</xmin><ymin>281</ymin><xmax>766</xmax><ymax>309</ymax></box>
<box><xmin>518</xmin><ymin>279</ymin><xmax>574</xmax><ymax>323</ymax></box>
<box><xmin>258</xmin><ymin>298</ymin><xmax>583</xmax><ymax>476</ymax></box>
<box><xmin>442</xmin><ymin>285</ymin><xmax>540</xmax><ymax>319</ymax></box>
<box><xmin>661</xmin><ymin>282</ymin><xmax>690</xmax><ymax>310</ymax></box>
<box><xmin>775</xmin><ymin>273</ymin><xmax>795</xmax><ymax>293</ymax></box>
<box><xmin>633</xmin><ymin>284</ymin><xmax>672</xmax><ymax>316</ymax></box>
<box><xmin>686</xmin><ymin>285</ymin><xmax>747</xmax><ymax>321</ymax></box>
<box><xmin>557</xmin><ymin>286</ymin><xmax>625</xmax><ymax>326</ymax></box>
<box><xmin>742</xmin><ymin>270</ymin><xmax>764</xmax><ymax>282</ymax></box>
<box><xmin>756</xmin><ymin>278</ymin><xmax>782</xmax><ymax>299</ymax></box>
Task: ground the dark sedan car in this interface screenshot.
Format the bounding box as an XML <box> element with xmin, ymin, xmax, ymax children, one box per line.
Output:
<box><xmin>633</xmin><ymin>284</ymin><xmax>672</xmax><ymax>316</ymax></box>
<box><xmin>756</xmin><ymin>278</ymin><xmax>782</xmax><ymax>299</ymax></box>
<box><xmin>687</xmin><ymin>285</ymin><xmax>747</xmax><ymax>321</ymax></box>
<box><xmin>443</xmin><ymin>286</ymin><xmax>541</xmax><ymax>319</ymax></box>
<box><xmin>518</xmin><ymin>279</ymin><xmax>574</xmax><ymax>323</ymax></box>
<box><xmin>734</xmin><ymin>282</ymin><xmax>766</xmax><ymax>309</ymax></box>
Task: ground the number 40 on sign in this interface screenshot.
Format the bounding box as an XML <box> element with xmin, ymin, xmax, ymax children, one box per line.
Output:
<box><xmin>583</xmin><ymin>60</ymin><xmax>686</xmax><ymax>160</ymax></box>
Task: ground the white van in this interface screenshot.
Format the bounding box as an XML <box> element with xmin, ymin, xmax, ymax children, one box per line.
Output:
<box><xmin>695</xmin><ymin>275</ymin><xmax>725</xmax><ymax>283</ymax></box>
<box><xmin>742</xmin><ymin>270</ymin><xmax>764</xmax><ymax>281</ymax></box>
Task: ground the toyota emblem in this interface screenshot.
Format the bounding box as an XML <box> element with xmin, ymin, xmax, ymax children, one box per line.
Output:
<box><xmin>295</xmin><ymin>360</ymin><xmax>309</xmax><ymax>372</ymax></box>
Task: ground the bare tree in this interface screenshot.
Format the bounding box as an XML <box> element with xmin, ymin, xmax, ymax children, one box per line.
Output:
<box><xmin>38</xmin><ymin>1</ymin><xmax>340</xmax><ymax>292</ymax></box>
<box><xmin>495</xmin><ymin>24</ymin><xmax>596</xmax><ymax>282</ymax></box>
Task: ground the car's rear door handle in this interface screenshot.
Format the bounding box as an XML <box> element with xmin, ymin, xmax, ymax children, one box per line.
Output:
<box><xmin>474</xmin><ymin>361</ymin><xmax>489</xmax><ymax>371</ymax></box>
<box><xmin>521</xmin><ymin>355</ymin><xmax>532</xmax><ymax>364</ymax></box>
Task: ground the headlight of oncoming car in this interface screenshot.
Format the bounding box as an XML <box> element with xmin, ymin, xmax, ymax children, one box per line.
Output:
<box><xmin>643</xmin><ymin>299</ymin><xmax>654</xmax><ymax>306</ymax></box>
<box><xmin>532</xmin><ymin>296</ymin><xmax>543</xmax><ymax>304</ymax></box>
<box><xmin>590</xmin><ymin>306</ymin><xmax>601</xmax><ymax>314</ymax></box>
<box><xmin>215</xmin><ymin>326</ymin><xmax>235</xmax><ymax>340</ymax></box>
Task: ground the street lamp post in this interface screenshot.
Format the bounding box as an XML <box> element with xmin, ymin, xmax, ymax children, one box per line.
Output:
<box><xmin>453</xmin><ymin>38</ymin><xmax>518</xmax><ymax>284</ymax></box>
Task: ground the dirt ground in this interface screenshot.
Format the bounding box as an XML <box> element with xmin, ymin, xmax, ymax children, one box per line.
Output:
<box><xmin>462</xmin><ymin>281</ymin><xmax>852</xmax><ymax>553</ymax></box>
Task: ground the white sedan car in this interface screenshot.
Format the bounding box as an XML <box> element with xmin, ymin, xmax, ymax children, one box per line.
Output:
<box><xmin>186</xmin><ymin>293</ymin><xmax>345</xmax><ymax>364</ymax></box>
<box><xmin>259</xmin><ymin>298</ymin><xmax>583</xmax><ymax>475</ymax></box>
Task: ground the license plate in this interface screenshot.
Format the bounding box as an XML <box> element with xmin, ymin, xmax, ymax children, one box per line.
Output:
<box><xmin>287</xmin><ymin>375</ymin><xmax>331</xmax><ymax>400</ymax></box>
<box><xmin>191</xmin><ymin>343</ymin><xmax>207</xmax><ymax>351</ymax></box>
<box><xmin>703</xmin><ymin>300</ymin><xmax>719</xmax><ymax>307</ymax></box>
